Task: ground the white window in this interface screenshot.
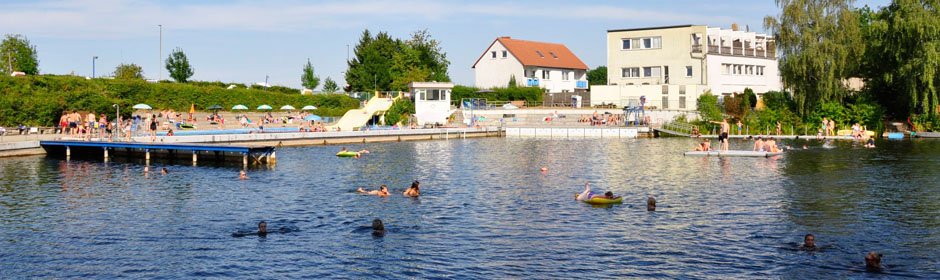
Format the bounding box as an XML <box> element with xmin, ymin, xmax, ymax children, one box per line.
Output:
<box><xmin>757</xmin><ymin>66</ymin><xmax>765</xmax><ymax>76</ymax></box>
<box><xmin>721</xmin><ymin>64</ymin><xmax>730</xmax><ymax>75</ymax></box>
<box><xmin>643</xmin><ymin>66</ymin><xmax>661</xmax><ymax>77</ymax></box>
<box><xmin>527</xmin><ymin>70</ymin><xmax>536</xmax><ymax>78</ymax></box>
<box><xmin>562</xmin><ymin>71</ymin><xmax>570</xmax><ymax>80</ymax></box>
<box><xmin>491</xmin><ymin>51</ymin><xmax>496</xmax><ymax>58</ymax></box>
<box><xmin>542</xmin><ymin>69</ymin><xmax>550</xmax><ymax>79</ymax></box>
<box><xmin>622</xmin><ymin>67</ymin><xmax>640</xmax><ymax>78</ymax></box>
<box><xmin>622</xmin><ymin>37</ymin><xmax>661</xmax><ymax>50</ymax></box>
<box><xmin>686</xmin><ymin>66</ymin><xmax>693</xmax><ymax>77</ymax></box>
<box><xmin>501</xmin><ymin>50</ymin><xmax>508</xmax><ymax>58</ymax></box>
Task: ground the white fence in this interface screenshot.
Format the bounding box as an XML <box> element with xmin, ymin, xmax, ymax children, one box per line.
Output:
<box><xmin>504</xmin><ymin>127</ymin><xmax>639</xmax><ymax>139</ymax></box>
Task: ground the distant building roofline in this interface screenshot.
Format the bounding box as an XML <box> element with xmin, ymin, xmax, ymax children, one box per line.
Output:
<box><xmin>608</xmin><ymin>25</ymin><xmax>696</xmax><ymax>33</ymax></box>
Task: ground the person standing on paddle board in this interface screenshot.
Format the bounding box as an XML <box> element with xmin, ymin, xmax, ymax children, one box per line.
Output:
<box><xmin>710</xmin><ymin>118</ymin><xmax>730</xmax><ymax>151</ymax></box>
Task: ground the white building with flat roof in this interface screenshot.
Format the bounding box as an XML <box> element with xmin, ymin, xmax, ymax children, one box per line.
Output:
<box><xmin>472</xmin><ymin>36</ymin><xmax>589</xmax><ymax>93</ymax></box>
<box><xmin>592</xmin><ymin>24</ymin><xmax>782</xmax><ymax>109</ymax></box>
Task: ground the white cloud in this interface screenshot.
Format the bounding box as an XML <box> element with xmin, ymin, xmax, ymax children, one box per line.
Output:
<box><xmin>0</xmin><ymin>0</ymin><xmax>734</xmax><ymax>38</ymax></box>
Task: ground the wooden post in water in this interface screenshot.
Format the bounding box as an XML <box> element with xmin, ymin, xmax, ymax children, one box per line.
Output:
<box><xmin>66</xmin><ymin>146</ymin><xmax>71</xmax><ymax>158</ymax></box>
<box><xmin>103</xmin><ymin>148</ymin><xmax>109</xmax><ymax>162</ymax></box>
<box><xmin>242</xmin><ymin>153</ymin><xmax>248</xmax><ymax>168</ymax></box>
<box><xmin>192</xmin><ymin>151</ymin><xmax>197</xmax><ymax>165</ymax></box>
<box><xmin>269</xmin><ymin>151</ymin><xmax>276</xmax><ymax>164</ymax></box>
<box><xmin>145</xmin><ymin>149</ymin><xmax>150</xmax><ymax>161</ymax></box>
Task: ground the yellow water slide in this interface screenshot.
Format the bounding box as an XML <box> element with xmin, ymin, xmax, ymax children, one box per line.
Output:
<box><xmin>330</xmin><ymin>93</ymin><xmax>400</xmax><ymax>131</ymax></box>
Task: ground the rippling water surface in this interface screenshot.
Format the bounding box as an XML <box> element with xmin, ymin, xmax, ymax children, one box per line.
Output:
<box><xmin>1</xmin><ymin>137</ymin><xmax>939</xmax><ymax>278</ymax></box>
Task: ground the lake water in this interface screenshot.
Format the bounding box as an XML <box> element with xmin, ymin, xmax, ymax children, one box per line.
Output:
<box><xmin>1</xmin><ymin>137</ymin><xmax>938</xmax><ymax>278</ymax></box>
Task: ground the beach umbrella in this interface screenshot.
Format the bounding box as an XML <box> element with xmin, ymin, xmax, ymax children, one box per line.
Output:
<box><xmin>301</xmin><ymin>105</ymin><xmax>318</xmax><ymax>111</ymax></box>
<box><xmin>232</xmin><ymin>104</ymin><xmax>248</xmax><ymax>110</ymax></box>
<box><xmin>280</xmin><ymin>105</ymin><xmax>296</xmax><ymax>111</ymax></box>
<box><xmin>207</xmin><ymin>104</ymin><xmax>223</xmax><ymax>111</ymax></box>
<box><xmin>304</xmin><ymin>115</ymin><xmax>322</xmax><ymax>121</ymax></box>
<box><xmin>257</xmin><ymin>104</ymin><xmax>273</xmax><ymax>110</ymax></box>
<box><xmin>132</xmin><ymin>103</ymin><xmax>152</xmax><ymax>110</ymax></box>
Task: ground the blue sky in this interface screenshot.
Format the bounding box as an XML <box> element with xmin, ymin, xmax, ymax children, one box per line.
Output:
<box><xmin>1</xmin><ymin>0</ymin><xmax>889</xmax><ymax>89</ymax></box>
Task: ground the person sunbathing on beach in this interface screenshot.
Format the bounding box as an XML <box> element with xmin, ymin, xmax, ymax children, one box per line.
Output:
<box><xmin>357</xmin><ymin>185</ymin><xmax>389</xmax><ymax>197</ymax></box>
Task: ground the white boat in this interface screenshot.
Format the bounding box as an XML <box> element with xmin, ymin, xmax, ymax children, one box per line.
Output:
<box><xmin>684</xmin><ymin>150</ymin><xmax>784</xmax><ymax>157</ymax></box>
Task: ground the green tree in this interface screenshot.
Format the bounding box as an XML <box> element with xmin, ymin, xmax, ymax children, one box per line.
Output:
<box><xmin>697</xmin><ymin>91</ymin><xmax>722</xmax><ymax>122</ymax></box>
<box><xmin>764</xmin><ymin>0</ymin><xmax>864</xmax><ymax>116</ymax></box>
<box><xmin>405</xmin><ymin>29</ymin><xmax>450</xmax><ymax>82</ymax></box>
<box><xmin>587</xmin><ymin>66</ymin><xmax>607</xmax><ymax>85</ymax></box>
<box><xmin>322</xmin><ymin>77</ymin><xmax>339</xmax><ymax>93</ymax></box>
<box><xmin>113</xmin><ymin>63</ymin><xmax>144</xmax><ymax>80</ymax></box>
<box><xmin>165</xmin><ymin>47</ymin><xmax>193</xmax><ymax>83</ymax></box>
<box><xmin>346</xmin><ymin>30</ymin><xmax>396</xmax><ymax>92</ymax></box>
<box><xmin>346</xmin><ymin>29</ymin><xmax>451</xmax><ymax>92</ymax></box>
<box><xmin>301</xmin><ymin>59</ymin><xmax>320</xmax><ymax>90</ymax></box>
<box><xmin>0</xmin><ymin>34</ymin><xmax>39</xmax><ymax>75</ymax></box>
<box><xmin>864</xmin><ymin>0</ymin><xmax>940</xmax><ymax>117</ymax></box>
<box><xmin>508</xmin><ymin>75</ymin><xmax>517</xmax><ymax>88</ymax></box>
<box><xmin>384</xmin><ymin>98</ymin><xmax>415</xmax><ymax>126</ymax></box>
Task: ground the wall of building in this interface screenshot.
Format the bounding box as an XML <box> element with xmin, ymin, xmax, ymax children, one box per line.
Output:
<box><xmin>523</xmin><ymin>67</ymin><xmax>588</xmax><ymax>93</ymax></box>
<box><xmin>474</xmin><ymin>41</ymin><xmax>525</xmax><ymax>89</ymax></box>
<box><xmin>704</xmin><ymin>55</ymin><xmax>781</xmax><ymax>95</ymax></box>
<box><xmin>606</xmin><ymin>26</ymin><xmax>708</xmax><ymax>86</ymax></box>
<box><xmin>589</xmin><ymin>84</ymin><xmax>705</xmax><ymax>110</ymax></box>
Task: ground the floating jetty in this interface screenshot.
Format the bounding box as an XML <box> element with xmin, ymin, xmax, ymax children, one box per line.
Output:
<box><xmin>39</xmin><ymin>140</ymin><xmax>276</xmax><ymax>166</ymax></box>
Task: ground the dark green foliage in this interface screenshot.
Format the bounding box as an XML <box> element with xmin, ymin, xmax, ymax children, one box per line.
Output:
<box><xmin>0</xmin><ymin>34</ymin><xmax>39</xmax><ymax>75</ymax></box>
<box><xmin>587</xmin><ymin>66</ymin><xmax>607</xmax><ymax>86</ymax></box>
<box><xmin>384</xmin><ymin>98</ymin><xmax>415</xmax><ymax>126</ymax></box>
<box><xmin>508</xmin><ymin>75</ymin><xmax>517</xmax><ymax>88</ymax></box>
<box><xmin>322</xmin><ymin>77</ymin><xmax>339</xmax><ymax>93</ymax></box>
<box><xmin>0</xmin><ymin>75</ymin><xmax>359</xmax><ymax>126</ymax></box>
<box><xmin>451</xmin><ymin>85</ymin><xmax>543</xmax><ymax>105</ymax></box>
<box><xmin>742</xmin><ymin>88</ymin><xmax>757</xmax><ymax>110</ymax></box>
<box><xmin>760</xmin><ymin>91</ymin><xmax>795</xmax><ymax>112</ymax></box>
<box><xmin>862</xmin><ymin>0</ymin><xmax>940</xmax><ymax>117</ymax></box>
<box><xmin>696</xmin><ymin>92</ymin><xmax>722</xmax><ymax>122</ymax></box>
<box><xmin>346</xmin><ymin>29</ymin><xmax>450</xmax><ymax>92</ymax></box>
<box><xmin>113</xmin><ymin>63</ymin><xmax>144</xmax><ymax>80</ymax></box>
<box><xmin>165</xmin><ymin>47</ymin><xmax>194</xmax><ymax>83</ymax></box>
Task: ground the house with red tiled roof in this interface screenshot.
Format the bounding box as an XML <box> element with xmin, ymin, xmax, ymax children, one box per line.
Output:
<box><xmin>472</xmin><ymin>36</ymin><xmax>589</xmax><ymax>93</ymax></box>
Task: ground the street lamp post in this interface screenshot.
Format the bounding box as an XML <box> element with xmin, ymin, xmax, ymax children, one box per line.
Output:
<box><xmin>158</xmin><ymin>24</ymin><xmax>162</xmax><ymax>81</ymax></box>
<box><xmin>113</xmin><ymin>104</ymin><xmax>120</xmax><ymax>141</ymax></box>
<box><xmin>92</xmin><ymin>56</ymin><xmax>98</xmax><ymax>78</ymax></box>
<box><xmin>264</xmin><ymin>75</ymin><xmax>269</xmax><ymax>91</ymax></box>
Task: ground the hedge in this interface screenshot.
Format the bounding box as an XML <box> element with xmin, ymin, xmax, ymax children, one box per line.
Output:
<box><xmin>0</xmin><ymin>75</ymin><xmax>359</xmax><ymax>126</ymax></box>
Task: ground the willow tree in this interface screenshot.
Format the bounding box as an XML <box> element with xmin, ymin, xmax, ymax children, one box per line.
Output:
<box><xmin>864</xmin><ymin>0</ymin><xmax>940</xmax><ymax>117</ymax></box>
<box><xmin>764</xmin><ymin>0</ymin><xmax>864</xmax><ymax>116</ymax></box>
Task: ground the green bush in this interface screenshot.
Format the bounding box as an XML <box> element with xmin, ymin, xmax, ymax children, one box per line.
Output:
<box><xmin>384</xmin><ymin>98</ymin><xmax>415</xmax><ymax>126</ymax></box>
<box><xmin>0</xmin><ymin>75</ymin><xmax>359</xmax><ymax>126</ymax></box>
<box><xmin>450</xmin><ymin>85</ymin><xmax>543</xmax><ymax>104</ymax></box>
<box><xmin>696</xmin><ymin>91</ymin><xmax>721</xmax><ymax>122</ymax></box>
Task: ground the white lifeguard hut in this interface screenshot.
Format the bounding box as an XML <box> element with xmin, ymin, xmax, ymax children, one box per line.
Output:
<box><xmin>408</xmin><ymin>82</ymin><xmax>455</xmax><ymax>126</ymax></box>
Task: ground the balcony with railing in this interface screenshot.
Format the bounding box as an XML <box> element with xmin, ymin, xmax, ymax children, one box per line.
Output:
<box><xmin>706</xmin><ymin>44</ymin><xmax>776</xmax><ymax>59</ymax></box>
<box><xmin>526</xmin><ymin>78</ymin><xmax>539</xmax><ymax>87</ymax></box>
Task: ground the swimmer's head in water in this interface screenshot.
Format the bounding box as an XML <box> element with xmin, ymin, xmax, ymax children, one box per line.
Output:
<box><xmin>865</xmin><ymin>251</ymin><xmax>882</xmax><ymax>270</ymax></box>
<box><xmin>647</xmin><ymin>196</ymin><xmax>657</xmax><ymax>211</ymax></box>
<box><xmin>411</xmin><ymin>181</ymin><xmax>419</xmax><ymax>190</ymax></box>
<box><xmin>803</xmin><ymin>234</ymin><xmax>816</xmax><ymax>248</ymax></box>
<box><xmin>258</xmin><ymin>221</ymin><xmax>267</xmax><ymax>234</ymax></box>
<box><xmin>604</xmin><ymin>191</ymin><xmax>613</xmax><ymax>197</ymax></box>
<box><xmin>372</xmin><ymin>219</ymin><xmax>384</xmax><ymax>231</ymax></box>
<box><xmin>161</xmin><ymin>168</ymin><xmax>168</xmax><ymax>174</ymax></box>
<box><xmin>380</xmin><ymin>185</ymin><xmax>388</xmax><ymax>192</ymax></box>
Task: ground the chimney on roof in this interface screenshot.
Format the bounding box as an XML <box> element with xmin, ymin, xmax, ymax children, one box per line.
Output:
<box><xmin>731</xmin><ymin>23</ymin><xmax>739</xmax><ymax>31</ymax></box>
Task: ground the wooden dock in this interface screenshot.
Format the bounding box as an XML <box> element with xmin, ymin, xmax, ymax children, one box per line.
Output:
<box><xmin>39</xmin><ymin>140</ymin><xmax>276</xmax><ymax>167</ymax></box>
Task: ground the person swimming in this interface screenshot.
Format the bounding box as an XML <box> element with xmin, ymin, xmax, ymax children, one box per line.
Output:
<box><xmin>231</xmin><ymin>221</ymin><xmax>298</xmax><ymax>237</ymax></box>
<box><xmin>647</xmin><ymin>196</ymin><xmax>656</xmax><ymax>211</ymax></box>
<box><xmin>372</xmin><ymin>219</ymin><xmax>386</xmax><ymax>237</ymax></box>
<box><xmin>239</xmin><ymin>170</ymin><xmax>248</xmax><ymax>180</ymax></box>
<box><xmin>403</xmin><ymin>181</ymin><xmax>420</xmax><ymax>197</ymax></box>
<box><xmin>357</xmin><ymin>185</ymin><xmax>389</xmax><ymax>197</ymax></box>
<box><xmin>340</xmin><ymin>147</ymin><xmax>371</xmax><ymax>158</ymax></box>
<box><xmin>161</xmin><ymin>167</ymin><xmax>168</xmax><ymax>175</ymax></box>
<box><xmin>865</xmin><ymin>251</ymin><xmax>883</xmax><ymax>272</ymax></box>
<box><xmin>864</xmin><ymin>138</ymin><xmax>876</xmax><ymax>148</ymax></box>
<box><xmin>800</xmin><ymin>234</ymin><xmax>817</xmax><ymax>251</ymax></box>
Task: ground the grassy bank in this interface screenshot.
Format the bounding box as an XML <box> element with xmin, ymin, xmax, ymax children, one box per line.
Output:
<box><xmin>0</xmin><ymin>75</ymin><xmax>360</xmax><ymax>126</ymax></box>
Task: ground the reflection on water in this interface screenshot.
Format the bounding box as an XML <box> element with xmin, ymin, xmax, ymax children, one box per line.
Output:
<box><xmin>0</xmin><ymin>138</ymin><xmax>938</xmax><ymax>278</ymax></box>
